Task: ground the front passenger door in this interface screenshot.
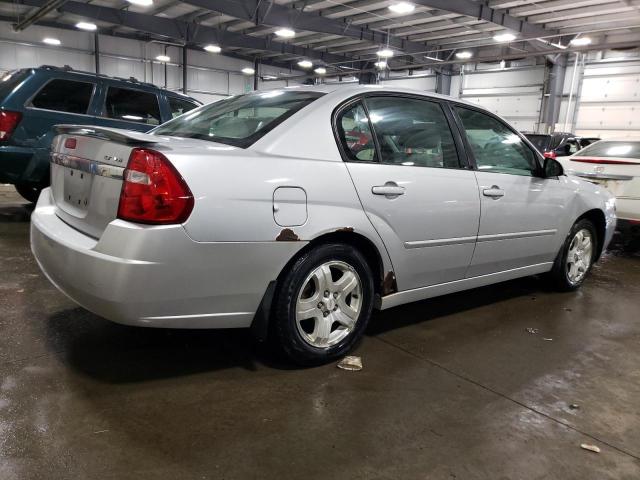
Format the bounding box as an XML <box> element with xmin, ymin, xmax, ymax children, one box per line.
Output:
<box><xmin>453</xmin><ymin>106</ymin><xmax>568</xmax><ymax>277</ymax></box>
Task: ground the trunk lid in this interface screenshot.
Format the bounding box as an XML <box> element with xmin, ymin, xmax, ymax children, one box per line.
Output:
<box><xmin>566</xmin><ymin>155</ymin><xmax>639</xmax><ymax>198</ymax></box>
<box><xmin>50</xmin><ymin>125</ymin><xmax>167</xmax><ymax>238</ymax></box>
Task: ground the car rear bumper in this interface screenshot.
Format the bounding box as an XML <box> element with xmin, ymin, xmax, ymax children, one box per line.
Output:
<box><xmin>31</xmin><ymin>188</ymin><xmax>305</xmax><ymax>328</ymax></box>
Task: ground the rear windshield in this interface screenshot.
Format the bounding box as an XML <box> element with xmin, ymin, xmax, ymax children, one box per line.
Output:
<box><xmin>577</xmin><ymin>141</ymin><xmax>640</xmax><ymax>159</ymax></box>
<box><xmin>153</xmin><ymin>90</ymin><xmax>324</xmax><ymax>147</ymax></box>
<box><xmin>524</xmin><ymin>134</ymin><xmax>550</xmax><ymax>152</ymax></box>
<box><xmin>0</xmin><ymin>70</ymin><xmax>27</xmax><ymax>102</ymax></box>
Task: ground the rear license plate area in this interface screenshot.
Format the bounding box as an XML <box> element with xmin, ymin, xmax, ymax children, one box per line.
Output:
<box><xmin>63</xmin><ymin>167</ymin><xmax>92</xmax><ymax>211</ymax></box>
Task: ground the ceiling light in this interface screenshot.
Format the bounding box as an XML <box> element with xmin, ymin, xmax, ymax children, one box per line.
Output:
<box><xmin>156</xmin><ymin>55</ymin><xmax>170</xmax><ymax>62</ymax></box>
<box><xmin>374</xmin><ymin>61</ymin><xmax>387</xmax><ymax>69</ymax></box>
<box><xmin>242</xmin><ymin>67</ymin><xmax>255</xmax><ymax>75</ymax></box>
<box><xmin>126</xmin><ymin>0</ymin><xmax>153</xmax><ymax>6</ymax></box>
<box><xmin>425</xmin><ymin>55</ymin><xmax>443</xmax><ymax>62</ymax></box>
<box><xmin>275</xmin><ymin>28</ymin><xmax>295</xmax><ymax>38</ymax></box>
<box><xmin>493</xmin><ymin>32</ymin><xmax>516</xmax><ymax>42</ymax></box>
<box><xmin>570</xmin><ymin>37</ymin><xmax>592</xmax><ymax>46</ymax></box>
<box><xmin>455</xmin><ymin>51</ymin><xmax>473</xmax><ymax>59</ymax></box>
<box><xmin>43</xmin><ymin>38</ymin><xmax>61</xmax><ymax>46</ymax></box>
<box><xmin>297</xmin><ymin>60</ymin><xmax>313</xmax><ymax>68</ymax></box>
<box><xmin>314</xmin><ymin>67</ymin><xmax>326</xmax><ymax>74</ymax></box>
<box><xmin>376</xmin><ymin>48</ymin><xmax>394</xmax><ymax>58</ymax></box>
<box><xmin>76</xmin><ymin>22</ymin><xmax>97</xmax><ymax>31</ymax></box>
<box><xmin>388</xmin><ymin>2</ymin><xmax>415</xmax><ymax>14</ymax></box>
<box><xmin>204</xmin><ymin>45</ymin><xmax>221</xmax><ymax>53</ymax></box>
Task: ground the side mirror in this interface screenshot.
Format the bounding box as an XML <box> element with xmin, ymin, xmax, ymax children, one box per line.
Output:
<box><xmin>544</xmin><ymin>157</ymin><xmax>564</xmax><ymax>178</ymax></box>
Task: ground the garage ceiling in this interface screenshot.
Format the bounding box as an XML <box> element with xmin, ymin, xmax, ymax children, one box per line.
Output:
<box><xmin>1</xmin><ymin>0</ymin><xmax>639</xmax><ymax>76</ymax></box>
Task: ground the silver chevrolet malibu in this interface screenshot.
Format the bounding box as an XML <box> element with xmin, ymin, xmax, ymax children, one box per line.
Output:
<box><xmin>31</xmin><ymin>85</ymin><xmax>616</xmax><ymax>364</ymax></box>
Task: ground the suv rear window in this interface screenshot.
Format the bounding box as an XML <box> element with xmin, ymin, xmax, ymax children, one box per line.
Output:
<box><xmin>104</xmin><ymin>87</ymin><xmax>161</xmax><ymax>125</ymax></box>
<box><xmin>31</xmin><ymin>78</ymin><xmax>94</xmax><ymax>114</ymax></box>
<box><xmin>168</xmin><ymin>96</ymin><xmax>199</xmax><ymax>118</ymax></box>
<box><xmin>153</xmin><ymin>90</ymin><xmax>324</xmax><ymax>147</ymax></box>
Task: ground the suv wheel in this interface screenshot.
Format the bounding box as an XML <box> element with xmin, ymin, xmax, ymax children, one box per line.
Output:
<box><xmin>549</xmin><ymin>219</ymin><xmax>597</xmax><ymax>291</ymax></box>
<box><xmin>14</xmin><ymin>183</ymin><xmax>42</xmax><ymax>203</ymax></box>
<box><xmin>273</xmin><ymin>243</ymin><xmax>374</xmax><ymax>365</ymax></box>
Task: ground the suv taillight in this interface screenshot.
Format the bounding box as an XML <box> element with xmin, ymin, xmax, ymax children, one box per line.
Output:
<box><xmin>543</xmin><ymin>151</ymin><xmax>557</xmax><ymax>159</ymax></box>
<box><xmin>0</xmin><ymin>110</ymin><xmax>22</xmax><ymax>141</ymax></box>
<box><xmin>117</xmin><ymin>148</ymin><xmax>194</xmax><ymax>224</ymax></box>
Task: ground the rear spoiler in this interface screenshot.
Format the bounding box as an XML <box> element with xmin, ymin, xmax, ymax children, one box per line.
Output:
<box><xmin>53</xmin><ymin>124</ymin><xmax>167</xmax><ymax>145</ymax></box>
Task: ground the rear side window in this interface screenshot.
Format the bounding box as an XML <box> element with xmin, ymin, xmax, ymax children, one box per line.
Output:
<box><xmin>578</xmin><ymin>141</ymin><xmax>640</xmax><ymax>159</ymax></box>
<box><xmin>104</xmin><ymin>87</ymin><xmax>161</xmax><ymax>125</ymax></box>
<box><xmin>168</xmin><ymin>97</ymin><xmax>199</xmax><ymax>118</ymax></box>
<box><xmin>153</xmin><ymin>90</ymin><xmax>324</xmax><ymax>148</ymax></box>
<box><xmin>365</xmin><ymin>96</ymin><xmax>460</xmax><ymax>168</ymax></box>
<box><xmin>31</xmin><ymin>79</ymin><xmax>94</xmax><ymax>114</ymax></box>
<box><xmin>456</xmin><ymin>106</ymin><xmax>539</xmax><ymax>176</ymax></box>
<box><xmin>337</xmin><ymin>102</ymin><xmax>377</xmax><ymax>162</ymax></box>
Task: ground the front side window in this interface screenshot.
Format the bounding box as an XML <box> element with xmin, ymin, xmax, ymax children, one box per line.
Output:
<box><xmin>456</xmin><ymin>107</ymin><xmax>539</xmax><ymax>176</ymax></box>
<box><xmin>31</xmin><ymin>79</ymin><xmax>94</xmax><ymax>114</ymax></box>
<box><xmin>168</xmin><ymin>96</ymin><xmax>199</xmax><ymax>118</ymax></box>
<box><xmin>365</xmin><ymin>96</ymin><xmax>460</xmax><ymax>168</ymax></box>
<box><xmin>153</xmin><ymin>90</ymin><xmax>324</xmax><ymax>147</ymax></box>
<box><xmin>337</xmin><ymin>102</ymin><xmax>377</xmax><ymax>162</ymax></box>
<box><xmin>104</xmin><ymin>87</ymin><xmax>161</xmax><ymax>125</ymax></box>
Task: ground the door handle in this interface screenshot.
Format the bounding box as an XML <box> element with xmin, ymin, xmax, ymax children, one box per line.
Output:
<box><xmin>372</xmin><ymin>182</ymin><xmax>405</xmax><ymax>197</ymax></box>
<box><xmin>482</xmin><ymin>185</ymin><xmax>505</xmax><ymax>198</ymax></box>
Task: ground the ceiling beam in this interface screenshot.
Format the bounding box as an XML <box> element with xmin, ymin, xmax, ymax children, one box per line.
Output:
<box><xmin>10</xmin><ymin>0</ymin><xmax>355</xmax><ymax>64</ymax></box>
<box><xmin>180</xmin><ymin>0</ymin><xmax>431</xmax><ymax>56</ymax></box>
<box><xmin>13</xmin><ymin>0</ymin><xmax>67</xmax><ymax>31</ymax></box>
<box><xmin>410</xmin><ymin>0</ymin><xmax>555</xmax><ymax>38</ymax></box>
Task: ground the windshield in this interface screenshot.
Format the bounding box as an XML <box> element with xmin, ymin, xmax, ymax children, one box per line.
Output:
<box><xmin>153</xmin><ymin>90</ymin><xmax>324</xmax><ymax>147</ymax></box>
<box><xmin>577</xmin><ymin>141</ymin><xmax>640</xmax><ymax>159</ymax></box>
<box><xmin>524</xmin><ymin>134</ymin><xmax>550</xmax><ymax>153</ymax></box>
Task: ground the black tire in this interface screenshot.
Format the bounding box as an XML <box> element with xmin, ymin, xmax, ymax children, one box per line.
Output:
<box><xmin>272</xmin><ymin>243</ymin><xmax>375</xmax><ymax>366</ymax></box>
<box><xmin>14</xmin><ymin>183</ymin><xmax>42</xmax><ymax>203</ymax></box>
<box><xmin>549</xmin><ymin>219</ymin><xmax>598</xmax><ymax>291</ymax></box>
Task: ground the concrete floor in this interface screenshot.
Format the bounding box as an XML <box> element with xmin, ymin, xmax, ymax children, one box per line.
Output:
<box><xmin>1</xmin><ymin>185</ymin><xmax>639</xmax><ymax>480</ymax></box>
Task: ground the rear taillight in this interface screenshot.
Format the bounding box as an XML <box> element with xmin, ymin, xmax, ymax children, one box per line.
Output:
<box><xmin>0</xmin><ymin>110</ymin><xmax>22</xmax><ymax>141</ymax></box>
<box><xmin>543</xmin><ymin>151</ymin><xmax>557</xmax><ymax>159</ymax></box>
<box><xmin>571</xmin><ymin>158</ymin><xmax>639</xmax><ymax>165</ymax></box>
<box><xmin>117</xmin><ymin>148</ymin><xmax>194</xmax><ymax>224</ymax></box>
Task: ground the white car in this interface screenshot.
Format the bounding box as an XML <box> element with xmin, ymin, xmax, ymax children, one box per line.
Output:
<box><xmin>558</xmin><ymin>140</ymin><xmax>639</xmax><ymax>248</ymax></box>
<box><xmin>31</xmin><ymin>85</ymin><xmax>616</xmax><ymax>364</ymax></box>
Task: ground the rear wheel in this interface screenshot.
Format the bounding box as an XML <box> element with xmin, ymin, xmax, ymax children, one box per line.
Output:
<box><xmin>272</xmin><ymin>243</ymin><xmax>374</xmax><ymax>365</ymax></box>
<box><xmin>14</xmin><ymin>183</ymin><xmax>42</xmax><ymax>203</ymax></box>
<box><xmin>549</xmin><ymin>219</ymin><xmax>597</xmax><ymax>291</ymax></box>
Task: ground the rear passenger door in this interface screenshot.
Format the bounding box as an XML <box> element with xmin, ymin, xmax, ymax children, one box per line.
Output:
<box><xmin>453</xmin><ymin>105</ymin><xmax>568</xmax><ymax>277</ymax></box>
<box><xmin>95</xmin><ymin>85</ymin><xmax>162</xmax><ymax>132</ymax></box>
<box><xmin>340</xmin><ymin>95</ymin><xmax>480</xmax><ymax>291</ymax></box>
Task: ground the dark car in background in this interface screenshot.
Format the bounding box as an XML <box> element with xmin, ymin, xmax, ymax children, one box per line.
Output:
<box><xmin>524</xmin><ymin>132</ymin><xmax>600</xmax><ymax>160</ymax></box>
<box><xmin>0</xmin><ymin>65</ymin><xmax>201</xmax><ymax>202</ymax></box>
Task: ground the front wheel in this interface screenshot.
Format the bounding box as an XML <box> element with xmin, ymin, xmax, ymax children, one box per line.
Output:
<box><xmin>272</xmin><ymin>243</ymin><xmax>374</xmax><ymax>366</ymax></box>
<box><xmin>549</xmin><ymin>219</ymin><xmax>597</xmax><ymax>291</ymax></box>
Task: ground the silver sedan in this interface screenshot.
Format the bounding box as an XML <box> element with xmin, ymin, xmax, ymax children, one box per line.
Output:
<box><xmin>31</xmin><ymin>85</ymin><xmax>616</xmax><ymax>364</ymax></box>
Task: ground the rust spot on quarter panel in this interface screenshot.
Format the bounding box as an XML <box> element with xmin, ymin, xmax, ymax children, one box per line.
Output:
<box><xmin>382</xmin><ymin>271</ymin><xmax>398</xmax><ymax>296</ymax></box>
<box><xmin>336</xmin><ymin>227</ymin><xmax>354</xmax><ymax>233</ymax></box>
<box><xmin>276</xmin><ymin>228</ymin><xmax>300</xmax><ymax>241</ymax></box>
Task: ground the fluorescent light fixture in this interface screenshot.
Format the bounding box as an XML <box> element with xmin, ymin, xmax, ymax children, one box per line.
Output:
<box><xmin>76</xmin><ymin>22</ymin><xmax>97</xmax><ymax>31</ymax></box>
<box><xmin>297</xmin><ymin>60</ymin><xmax>313</xmax><ymax>68</ymax></box>
<box><xmin>425</xmin><ymin>55</ymin><xmax>443</xmax><ymax>62</ymax></box>
<box><xmin>122</xmin><ymin>115</ymin><xmax>143</xmax><ymax>121</ymax></box>
<box><xmin>43</xmin><ymin>37</ymin><xmax>61</xmax><ymax>46</ymax></box>
<box><xmin>262</xmin><ymin>75</ymin><xmax>278</xmax><ymax>80</ymax></box>
<box><xmin>455</xmin><ymin>50</ymin><xmax>473</xmax><ymax>59</ymax></box>
<box><xmin>126</xmin><ymin>0</ymin><xmax>153</xmax><ymax>6</ymax></box>
<box><xmin>155</xmin><ymin>55</ymin><xmax>170</xmax><ymax>62</ymax></box>
<box><xmin>376</xmin><ymin>48</ymin><xmax>394</xmax><ymax>58</ymax></box>
<box><xmin>204</xmin><ymin>45</ymin><xmax>221</xmax><ymax>53</ymax></box>
<box><xmin>388</xmin><ymin>2</ymin><xmax>415</xmax><ymax>14</ymax></box>
<box><xmin>570</xmin><ymin>36</ymin><xmax>592</xmax><ymax>46</ymax></box>
<box><xmin>275</xmin><ymin>28</ymin><xmax>295</xmax><ymax>38</ymax></box>
<box><xmin>374</xmin><ymin>61</ymin><xmax>387</xmax><ymax>69</ymax></box>
<box><xmin>314</xmin><ymin>67</ymin><xmax>327</xmax><ymax>74</ymax></box>
<box><xmin>493</xmin><ymin>32</ymin><xmax>516</xmax><ymax>42</ymax></box>
<box><xmin>241</xmin><ymin>67</ymin><xmax>255</xmax><ymax>75</ymax></box>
